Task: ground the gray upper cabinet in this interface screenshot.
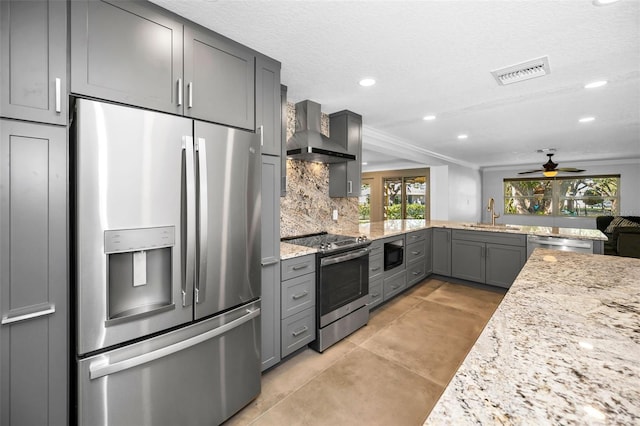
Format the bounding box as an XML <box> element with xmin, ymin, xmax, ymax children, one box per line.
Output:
<box><xmin>329</xmin><ymin>111</ymin><xmax>362</xmax><ymax>197</ymax></box>
<box><xmin>432</xmin><ymin>228</ymin><xmax>452</xmax><ymax>276</ymax></box>
<box><xmin>280</xmin><ymin>84</ymin><xmax>288</xmax><ymax>196</ymax></box>
<box><xmin>70</xmin><ymin>0</ymin><xmax>183</xmax><ymax>115</ymax></box>
<box><xmin>256</xmin><ymin>55</ymin><xmax>282</xmax><ymax>156</ymax></box>
<box><xmin>184</xmin><ymin>25</ymin><xmax>255</xmax><ymax>130</ymax></box>
<box><xmin>0</xmin><ymin>0</ymin><xmax>67</xmax><ymax>125</ymax></box>
<box><xmin>0</xmin><ymin>119</ymin><xmax>68</xmax><ymax>426</ymax></box>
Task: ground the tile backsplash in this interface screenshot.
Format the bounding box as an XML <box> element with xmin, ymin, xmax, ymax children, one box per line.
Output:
<box><xmin>280</xmin><ymin>102</ymin><xmax>359</xmax><ymax>238</ymax></box>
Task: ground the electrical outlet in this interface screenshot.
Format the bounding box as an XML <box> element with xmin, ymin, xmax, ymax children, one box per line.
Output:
<box><xmin>332</xmin><ymin>209</ymin><xmax>338</xmax><ymax>220</ymax></box>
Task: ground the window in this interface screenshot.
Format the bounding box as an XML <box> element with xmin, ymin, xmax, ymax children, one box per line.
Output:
<box><xmin>504</xmin><ymin>175</ymin><xmax>620</xmax><ymax>216</ymax></box>
<box><xmin>384</xmin><ymin>176</ymin><xmax>427</xmax><ymax>220</ymax></box>
<box><xmin>359</xmin><ymin>180</ymin><xmax>371</xmax><ymax>223</ymax></box>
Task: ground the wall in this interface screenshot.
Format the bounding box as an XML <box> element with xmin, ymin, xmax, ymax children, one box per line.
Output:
<box><xmin>280</xmin><ymin>103</ymin><xmax>359</xmax><ymax>238</ymax></box>
<box><xmin>481</xmin><ymin>159</ymin><xmax>640</xmax><ymax>229</ymax></box>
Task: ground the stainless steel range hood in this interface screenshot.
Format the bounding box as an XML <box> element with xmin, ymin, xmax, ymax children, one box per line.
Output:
<box><xmin>286</xmin><ymin>100</ymin><xmax>356</xmax><ymax>163</ymax></box>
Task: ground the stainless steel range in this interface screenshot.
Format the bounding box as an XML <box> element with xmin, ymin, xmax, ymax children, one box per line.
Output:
<box><xmin>282</xmin><ymin>233</ymin><xmax>371</xmax><ymax>352</ymax></box>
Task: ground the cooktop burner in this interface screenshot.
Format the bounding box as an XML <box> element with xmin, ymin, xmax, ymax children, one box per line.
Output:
<box><xmin>282</xmin><ymin>232</ymin><xmax>370</xmax><ymax>254</ymax></box>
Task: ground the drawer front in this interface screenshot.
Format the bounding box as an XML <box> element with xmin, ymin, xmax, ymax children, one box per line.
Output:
<box><xmin>369</xmin><ymin>253</ymin><xmax>383</xmax><ymax>279</ymax></box>
<box><xmin>281</xmin><ymin>254</ymin><xmax>315</xmax><ymax>281</ymax></box>
<box><xmin>406</xmin><ymin>240</ymin><xmax>427</xmax><ymax>264</ymax></box>
<box><xmin>406</xmin><ymin>261</ymin><xmax>426</xmax><ymax>287</ymax></box>
<box><xmin>406</xmin><ymin>229</ymin><xmax>427</xmax><ymax>244</ymax></box>
<box><xmin>281</xmin><ymin>273</ymin><xmax>315</xmax><ymax>319</ymax></box>
<box><xmin>281</xmin><ymin>307</ymin><xmax>316</xmax><ymax>357</ymax></box>
<box><xmin>451</xmin><ymin>229</ymin><xmax>526</xmax><ymax>246</ymax></box>
<box><xmin>383</xmin><ymin>270</ymin><xmax>406</xmax><ymax>301</ymax></box>
<box><xmin>369</xmin><ymin>240</ymin><xmax>383</xmax><ymax>257</ymax></box>
<box><xmin>367</xmin><ymin>278</ymin><xmax>384</xmax><ymax>310</ymax></box>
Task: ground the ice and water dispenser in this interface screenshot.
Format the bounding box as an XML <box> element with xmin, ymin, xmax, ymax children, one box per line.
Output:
<box><xmin>104</xmin><ymin>226</ymin><xmax>175</xmax><ymax>325</ymax></box>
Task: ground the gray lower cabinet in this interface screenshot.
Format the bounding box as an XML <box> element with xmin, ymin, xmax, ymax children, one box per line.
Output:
<box><xmin>280</xmin><ymin>255</ymin><xmax>316</xmax><ymax>358</ymax></box>
<box><xmin>424</xmin><ymin>229</ymin><xmax>433</xmax><ymax>275</ymax></box>
<box><xmin>406</xmin><ymin>230</ymin><xmax>428</xmax><ymax>287</ymax></box>
<box><xmin>256</xmin><ymin>55</ymin><xmax>282</xmax><ymax>156</ymax></box>
<box><xmin>184</xmin><ymin>24</ymin><xmax>255</xmax><ymax>130</ymax></box>
<box><xmin>451</xmin><ymin>229</ymin><xmax>527</xmax><ymax>288</ymax></box>
<box><xmin>329</xmin><ymin>110</ymin><xmax>362</xmax><ymax>197</ymax></box>
<box><xmin>432</xmin><ymin>228</ymin><xmax>452</xmax><ymax>275</ymax></box>
<box><xmin>0</xmin><ymin>120</ymin><xmax>67</xmax><ymax>426</ymax></box>
<box><xmin>0</xmin><ymin>0</ymin><xmax>67</xmax><ymax>125</ymax></box>
<box><xmin>383</xmin><ymin>270</ymin><xmax>406</xmax><ymax>301</ymax></box>
<box><xmin>70</xmin><ymin>0</ymin><xmax>183</xmax><ymax>115</ymax></box>
<box><xmin>260</xmin><ymin>155</ymin><xmax>281</xmax><ymax>371</ymax></box>
<box><xmin>367</xmin><ymin>240</ymin><xmax>384</xmax><ymax>310</ymax></box>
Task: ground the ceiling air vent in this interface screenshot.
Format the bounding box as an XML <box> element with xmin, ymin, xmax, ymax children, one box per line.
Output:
<box><xmin>491</xmin><ymin>56</ymin><xmax>550</xmax><ymax>86</ymax></box>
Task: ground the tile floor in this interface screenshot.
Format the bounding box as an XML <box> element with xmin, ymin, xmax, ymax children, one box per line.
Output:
<box><xmin>225</xmin><ymin>278</ymin><xmax>506</xmax><ymax>426</ymax></box>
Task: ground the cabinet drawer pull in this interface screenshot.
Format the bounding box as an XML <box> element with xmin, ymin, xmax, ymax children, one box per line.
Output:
<box><xmin>292</xmin><ymin>264</ymin><xmax>309</xmax><ymax>271</ymax></box>
<box><xmin>391</xmin><ymin>284</ymin><xmax>399</xmax><ymax>290</ymax></box>
<box><xmin>292</xmin><ymin>291</ymin><xmax>308</xmax><ymax>300</ymax></box>
<box><xmin>292</xmin><ymin>326</ymin><xmax>308</xmax><ymax>337</ymax></box>
<box><xmin>1</xmin><ymin>303</ymin><xmax>55</xmax><ymax>325</ymax></box>
<box><xmin>371</xmin><ymin>266</ymin><xmax>381</xmax><ymax>271</ymax></box>
<box><xmin>371</xmin><ymin>292</ymin><xmax>380</xmax><ymax>298</ymax></box>
<box><xmin>411</xmin><ymin>251</ymin><xmax>421</xmax><ymax>255</ymax></box>
<box><xmin>412</xmin><ymin>271</ymin><xmax>421</xmax><ymax>276</ymax></box>
<box><xmin>55</xmin><ymin>78</ymin><xmax>61</xmax><ymax>113</ymax></box>
<box><xmin>411</xmin><ymin>235</ymin><xmax>419</xmax><ymax>239</ymax></box>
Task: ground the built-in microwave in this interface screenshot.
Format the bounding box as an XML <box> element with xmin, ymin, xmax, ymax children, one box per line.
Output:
<box><xmin>384</xmin><ymin>238</ymin><xmax>404</xmax><ymax>271</ymax></box>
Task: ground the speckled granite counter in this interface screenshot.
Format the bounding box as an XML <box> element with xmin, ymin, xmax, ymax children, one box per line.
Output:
<box><xmin>425</xmin><ymin>249</ymin><xmax>640</xmax><ymax>425</ymax></box>
<box><xmin>358</xmin><ymin>220</ymin><xmax>607</xmax><ymax>242</ymax></box>
<box><xmin>280</xmin><ymin>242</ymin><xmax>316</xmax><ymax>260</ymax></box>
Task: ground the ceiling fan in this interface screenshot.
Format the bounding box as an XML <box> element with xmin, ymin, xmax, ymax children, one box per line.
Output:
<box><xmin>518</xmin><ymin>154</ymin><xmax>585</xmax><ymax>177</ymax></box>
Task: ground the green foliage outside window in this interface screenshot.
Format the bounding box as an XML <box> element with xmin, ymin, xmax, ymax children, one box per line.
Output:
<box><xmin>504</xmin><ymin>175</ymin><xmax>619</xmax><ymax>217</ymax></box>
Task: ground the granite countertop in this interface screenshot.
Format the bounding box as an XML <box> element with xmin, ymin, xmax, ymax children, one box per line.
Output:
<box><xmin>358</xmin><ymin>219</ymin><xmax>607</xmax><ymax>241</ymax></box>
<box><xmin>280</xmin><ymin>242</ymin><xmax>316</xmax><ymax>260</ymax></box>
<box><xmin>425</xmin><ymin>249</ymin><xmax>640</xmax><ymax>425</ymax></box>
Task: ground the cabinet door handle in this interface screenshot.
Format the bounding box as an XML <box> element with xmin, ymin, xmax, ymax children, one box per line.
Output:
<box><xmin>292</xmin><ymin>264</ymin><xmax>308</xmax><ymax>271</ymax></box>
<box><xmin>411</xmin><ymin>235</ymin><xmax>419</xmax><ymax>239</ymax></box>
<box><xmin>187</xmin><ymin>82</ymin><xmax>193</xmax><ymax>108</ymax></box>
<box><xmin>177</xmin><ymin>78</ymin><xmax>183</xmax><ymax>106</ymax></box>
<box><xmin>1</xmin><ymin>303</ymin><xmax>55</xmax><ymax>325</ymax></box>
<box><xmin>259</xmin><ymin>125</ymin><xmax>264</xmax><ymax>146</ymax></box>
<box><xmin>55</xmin><ymin>78</ymin><xmax>61</xmax><ymax>113</ymax></box>
<box><xmin>291</xmin><ymin>291</ymin><xmax>308</xmax><ymax>300</ymax></box>
<box><xmin>412</xmin><ymin>271</ymin><xmax>421</xmax><ymax>276</ymax></box>
<box><xmin>261</xmin><ymin>259</ymin><xmax>279</xmax><ymax>266</ymax></box>
<box><xmin>348</xmin><ymin>180</ymin><xmax>353</xmax><ymax>194</ymax></box>
<box><xmin>292</xmin><ymin>326</ymin><xmax>308</xmax><ymax>337</ymax></box>
<box><xmin>371</xmin><ymin>266</ymin><xmax>381</xmax><ymax>272</ymax></box>
<box><xmin>411</xmin><ymin>251</ymin><xmax>421</xmax><ymax>255</ymax></box>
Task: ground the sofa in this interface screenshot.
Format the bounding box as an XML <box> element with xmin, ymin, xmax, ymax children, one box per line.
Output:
<box><xmin>596</xmin><ymin>216</ymin><xmax>640</xmax><ymax>258</ymax></box>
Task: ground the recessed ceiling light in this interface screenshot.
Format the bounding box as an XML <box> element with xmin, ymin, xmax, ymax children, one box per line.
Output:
<box><xmin>592</xmin><ymin>0</ymin><xmax>620</xmax><ymax>6</ymax></box>
<box><xmin>423</xmin><ymin>115</ymin><xmax>436</xmax><ymax>121</ymax></box>
<box><xmin>579</xmin><ymin>117</ymin><xmax>595</xmax><ymax>123</ymax></box>
<box><xmin>584</xmin><ymin>80</ymin><xmax>607</xmax><ymax>89</ymax></box>
<box><xmin>359</xmin><ymin>78</ymin><xmax>376</xmax><ymax>87</ymax></box>
<box><xmin>457</xmin><ymin>134</ymin><xmax>468</xmax><ymax>140</ymax></box>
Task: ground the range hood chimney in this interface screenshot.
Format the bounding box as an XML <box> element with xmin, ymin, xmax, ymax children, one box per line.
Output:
<box><xmin>286</xmin><ymin>100</ymin><xmax>356</xmax><ymax>163</ymax></box>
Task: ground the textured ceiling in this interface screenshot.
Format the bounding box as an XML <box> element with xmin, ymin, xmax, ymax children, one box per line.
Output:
<box><xmin>150</xmin><ymin>0</ymin><xmax>640</xmax><ymax>171</ymax></box>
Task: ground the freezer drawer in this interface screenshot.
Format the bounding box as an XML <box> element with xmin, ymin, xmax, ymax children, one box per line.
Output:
<box><xmin>77</xmin><ymin>300</ymin><xmax>261</xmax><ymax>426</ymax></box>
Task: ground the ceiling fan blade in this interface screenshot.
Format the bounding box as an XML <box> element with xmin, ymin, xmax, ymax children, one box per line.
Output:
<box><xmin>557</xmin><ymin>168</ymin><xmax>586</xmax><ymax>172</ymax></box>
<box><xmin>518</xmin><ymin>169</ymin><xmax>543</xmax><ymax>175</ymax></box>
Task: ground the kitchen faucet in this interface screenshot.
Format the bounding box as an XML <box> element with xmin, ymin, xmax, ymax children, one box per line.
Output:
<box><xmin>487</xmin><ymin>197</ymin><xmax>500</xmax><ymax>226</ymax></box>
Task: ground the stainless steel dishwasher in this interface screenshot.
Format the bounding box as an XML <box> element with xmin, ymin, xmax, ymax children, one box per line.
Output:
<box><xmin>527</xmin><ymin>235</ymin><xmax>594</xmax><ymax>258</ymax></box>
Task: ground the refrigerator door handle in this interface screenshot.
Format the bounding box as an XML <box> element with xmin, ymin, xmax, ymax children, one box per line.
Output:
<box><xmin>195</xmin><ymin>137</ymin><xmax>208</xmax><ymax>304</ymax></box>
<box><xmin>89</xmin><ymin>308</ymin><xmax>261</xmax><ymax>380</ymax></box>
<box><xmin>183</xmin><ymin>136</ymin><xmax>196</xmax><ymax>307</ymax></box>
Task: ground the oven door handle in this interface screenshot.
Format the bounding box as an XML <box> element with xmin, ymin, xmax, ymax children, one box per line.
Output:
<box><xmin>321</xmin><ymin>247</ymin><xmax>370</xmax><ymax>266</ymax></box>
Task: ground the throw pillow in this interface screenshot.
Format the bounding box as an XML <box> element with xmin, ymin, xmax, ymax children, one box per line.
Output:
<box><xmin>605</xmin><ymin>217</ymin><xmax>640</xmax><ymax>234</ymax></box>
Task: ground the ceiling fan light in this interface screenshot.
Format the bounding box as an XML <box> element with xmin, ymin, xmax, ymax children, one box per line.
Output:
<box><xmin>543</xmin><ymin>170</ymin><xmax>558</xmax><ymax>177</ymax></box>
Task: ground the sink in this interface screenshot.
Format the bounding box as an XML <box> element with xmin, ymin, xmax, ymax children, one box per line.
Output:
<box><xmin>462</xmin><ymin>223</ymin><xmax>521</xmax><ymax>231</ymax></box>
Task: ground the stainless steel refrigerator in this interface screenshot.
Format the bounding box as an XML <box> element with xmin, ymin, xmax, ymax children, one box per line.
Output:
<box><xmin>73</xmin><ymin>98</ymin><xmax>261</xmax><ymax>425</ymax></box>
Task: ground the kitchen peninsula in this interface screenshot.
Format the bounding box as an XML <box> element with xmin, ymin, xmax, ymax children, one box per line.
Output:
<box><xmin>425</xmin><ymin>249</ymin><xmax>640</xmax><ymax>425</ymax></box>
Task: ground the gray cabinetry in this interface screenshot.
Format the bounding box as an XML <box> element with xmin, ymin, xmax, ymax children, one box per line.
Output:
<box><xmin>280</xmin><ymin>255</ymin><xmax>316</xmax><ymax>358</ymax></box>
<box><xmin>280</xmin><ymin>85</ymin><xmax>288</xmax><ymax>196</ymax></box>
<box><xmin>451</xmin><ymin>229</ymin><xmax>526</xmax><ymax>288</ymax></box>
<box><xmin>425</xmin><ymin>229</ymin><xmax>433</xmax><ymax>275</ymax></box>
<box><xmin>1</xmin><ymin>0</ymin><xmax>67</xmax><ymax>125</ymax></box>
<box><xmin>260</xmin><ymin>155</ymin><xmax>281</xmax><ymax>371</ymax></box>
<box><xmin>184</xmin><ymin>24</ymin><xmax>255</xmax><ymax>130</ymax></box>
<box><xmin>432</xmin><ymin>228</ymin><xmax>452</xmax><ymax>276</ymax></box>
<box><xmin>367</xmin><ymin>240</ymin><xmax>384</xmax><ymax>310</ymax></box>
<box><xmin>406</xmin><ymin>230</ymin><xmax>428</xmax><ymax>287</ymax></box>
<box><xmin>256</xmin><ymin>56</ymin><xmax>282</xmax><ymax>156</ymax></box>
<box><xmin>383</xmin><ymin>270</ymin><xmax>406</xmax><ymax>301</ymax></box>
<box><xmin>329</xmin><ymin>110</ymin><xmax>362</xmax><ymax>197</ymax></box>
<box><xmin>0</xmin><ymin>120</ymin><xmax>67</xmax><ymax>426</ymax></box>
<box><xmin>70</xmin><ymin>0</ymin><xmax>183</xmax><ymax>115</ymax></box>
